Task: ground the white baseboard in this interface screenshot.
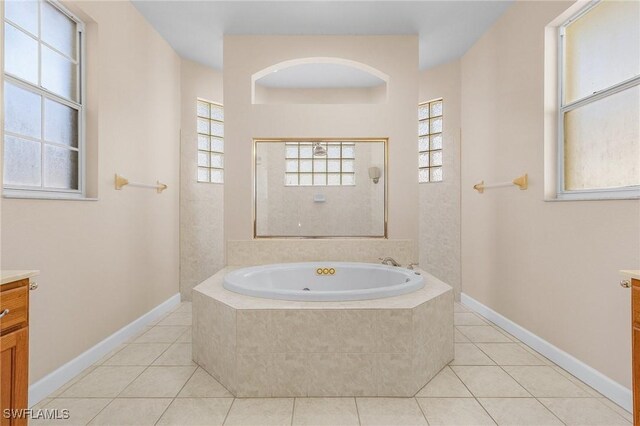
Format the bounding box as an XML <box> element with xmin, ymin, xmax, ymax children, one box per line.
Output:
<box><xmin>461</xmin><ymin>292</ymin><xmax>632</xmax><ymax>413</ymax></box>
<box><xmin>28</xmin><ymin>293</ymin><xmax>181</xmax><ymax>407</ymax></box>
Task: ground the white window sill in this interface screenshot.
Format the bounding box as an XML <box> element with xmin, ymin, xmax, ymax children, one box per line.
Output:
<box><xmin>3</xmin><ymin>193</ymin><xmax>98</xmax><ymax>201</ymax></box>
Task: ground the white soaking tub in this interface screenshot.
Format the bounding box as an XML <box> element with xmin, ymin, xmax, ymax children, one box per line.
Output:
<box><xmin>223</xmin><ymin>262</ymin><xmax>424</xmax><ymax>301</ymax></box>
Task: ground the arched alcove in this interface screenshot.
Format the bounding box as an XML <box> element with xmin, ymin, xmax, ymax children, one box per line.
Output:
<box><xmin>251</xmin><ymin>57</ymin><xmax>389</xmax><ymax>104</ymax></box>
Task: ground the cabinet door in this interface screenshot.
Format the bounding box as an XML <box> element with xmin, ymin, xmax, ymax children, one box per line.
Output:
<box><xmin>634</xmin><ymin>326</ymin><xmax>640</xmax><ymax>426</ymax></box>
<box><xmin>0</xmin><ymin>328</ymin><xmax>28</xmax><ymax>426</ymax></box>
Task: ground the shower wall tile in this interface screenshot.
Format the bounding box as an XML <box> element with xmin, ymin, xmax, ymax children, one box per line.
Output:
<box><xmin>226</xmin><ymin>239</ymin><xmax>417</xmax><ymax>266</ymax></box>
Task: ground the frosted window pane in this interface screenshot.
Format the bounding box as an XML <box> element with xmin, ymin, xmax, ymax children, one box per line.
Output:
<box><xmin>342</xmin><ymin>159</ymin><xmax>354</xmax><ymax>173</ymax></box>
<box><xmin>211</xmin><ymin>138</ymin><xmax>224</xmax><ymax>152</ymax></box>
<box><xmin>211</xmin><ymin>169</ymin><xmax>223</xmax><ymax>183</ymax></box>
<box><xmin>44</xmin><ymin>145</ymin><xmax>78</xmax><ymax>189</ymax></box>
<box><xmin>419</xmin><ymin>169</ymin><xmax>429</xmax><ymax>183</ymax></box>
<box><xmin>418</xmin><ymin>105</ymin><xmax>429</xmax><ymax>120</ymax></box>
<box><xmin>5</xmin><ymin>82</ymin><xmax>41</xmax><ymax>139</ymax></box>
<box><xmin>3</xmin><ymin>135</ymin><xmax>41</xmax><ymax>186</ymax></box>
<box><xmin>313</xmin><ymin>159</ymin><xmax>326</xmax><ymax>172</ymax></box>
<box><xmin>197</xmin><ymin>118</ymin><xmax>209</xmax><ymax>134</ymax></box>
<box><xmin>564</xmin><ymin>85</ymin><xmax>639</xmax><ymax>190</ymax></box>
<box><xmin>299</xmin><ymin>145</ymin><xmax>313</xmax><ymax>158</ymax></box>
<box><xmin>44</xmin><ymin>99</ymin><xmax>77</xmax><ymax>147</ymax></box>
<box><xmin>327</xmin><ymin>174</ymin><xmax>340</xmax><ymax>185</ymax></box>
<box><xmin>430</xmin><ymin>117</ymin><xmax>442</xmax><ymax>134</ymax></box>
<box><xmin>197</xmin><ymin>167</ymin><xmax>209</xmax><ymax>182</ymax></box>
<box><xmin>198</xmin><ymin>135</ymin><xmax>209</xmax><ymax>150</ymax></box>
<box><xmin>327</xmin><ymin>145</ymin><xmax>341</xmax><ymax>158</ymax></box>
<box><xmin>5</xmin><ymin>23</ymin><xmax>38</xmax><ymax>84</ymax></box>
<box><xmin>285</xmin><ymin>145</ymin><xmax>298</xmax><ymax>158</ymax></box>
<box><xmin>41</xmin><ymin>46</ymin><xmax>76</xmax><ymax>101</ymax></box>
<box><xmin>431</xmin><ymin>150</ymin><xmax>443</xmax><ymax>167</ymax></box>
<box><xmin>564</xmin><ymin>1</ymin><xmax>640</xmax><ymax>104</ymax></box>
<box><xmin>313</xmin><ymin>174</ymin><xmax>326</xmax><ymax>185</ymax></box>
<box><xmin>430</xmin><ymin>101</ymin><xmax>443</xmax><ymax>117</ymax></box>
<box><xmin>327</xmin><ymin>160</ymin><xmax>340</xmax><ymax>173</ymax></box>
<box><xmin>430</xmin><ymin>167</ymin><xmax>443</xmax><ymax>182</ymax></box>
<box><xmin>5</xmin><ymin>0</ymin><xmax>38</xmax><ymax>36</ymax></box>
<box><xmin>419</xmin><ymin>153</ymin><xmax>428</xmax><ymax>168</ymax></box>
<box><xmin>299</xmin><ymin>159</ymin><xmax>312</xmax><ymax>172</ymax></box>
<box><xmin>342</xmin><ymin>174</ymin><xmax>355</xmax><ymax>185</ymax></box>
<box><xmin>285</xmin><ymin>173</ymin><xmax>297</xmax><ymax>185</ymax></box>
<box><xmin>419</xmin><ymin>137</ymin><xmax>428</xmax><ymax>151</ymax></box>
<box><xmin>198</xmin><ymin>151</ymin><xmax>209</xmax><ymax>167</ymax></box>
<box><xmin>197</xmin><ymin>101</ymin><xmax>209</xmax><ymax>118</ymax></box>
<box><xmin>210</xmin><ymin>105</ymin><xmax>224</xmax><ymax>121</ymax></box>
<box><xmin>418</xmin><ymin>121</ymin><xmax>429</xmax><ymax>136</ymax></box>
<box><xmin>431</xmin><ymin>134</ymin><xmax>443</xmax><ymax>150</ymax></box>
<box><xmin>210</xmin><ymin>153</ymin><xmax>223</xmax><ymax>168</ymax></box>
<box><xmin>299</xmin><ymin>174</ymin><xmax>312</xmax><ymax>186</ymax></box>
<box><xmin>42</xmin><ymin>1</ymin><xmax>76</xmax><ymax>59</ymax></box>
<box><xmin>286</xmin><ymin>159</ymin><xmax>298</xmax><ymax>172</ymax></box>
<box><xmin>342</xmin><ymin>145</ymin><xmax>355</xmax><ymax>158</ymax></box>
<box><xmin>210</xmin><ymin>121</ymin><xmax>224</xmax><ymax>137</ymax></box>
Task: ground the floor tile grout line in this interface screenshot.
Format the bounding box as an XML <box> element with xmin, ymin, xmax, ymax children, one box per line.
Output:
<box><xmin>222</xmin><ymin>398</ymin><xmax>238</xmax><ymax>426</ymax></box>
<box><xmin>447</xmin><ymin>363</ymin><xmax>499</xmax><ymax>425</ymax></box>
<box><xmin>413</xmin><ymin>396</ymin><xmax>431</xmax><ymax>425</ymax></box>
<box><xmin>290</xmin><ymin>397</ymin><xmax>296</xmax><ymax>426</ymax></box>
<box><xmin>151</xmin><ymin>364</ymin><xmax>201</xmax><ymax>424</ymax></box>
<box><xmin>353</xmin><ymin>396</ymin><xmax>362</xmax><ymax>426</ymax></box>
<box><xmin>492</xmin><ymin>351</ymin><xmax>570</xmax><ymax>425</ymax></box>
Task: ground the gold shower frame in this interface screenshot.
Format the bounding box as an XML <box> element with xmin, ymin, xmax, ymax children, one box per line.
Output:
<box><xmin>253</xmin><ymin>138</ymin><xmax>388</xmax><ymax>239</ymax></box>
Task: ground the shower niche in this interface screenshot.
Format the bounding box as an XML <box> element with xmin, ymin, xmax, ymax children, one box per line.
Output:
<box><xmin>254</xmin><ymin>138</ymin><xmax>387</xmax><ymax>238</ymax></box>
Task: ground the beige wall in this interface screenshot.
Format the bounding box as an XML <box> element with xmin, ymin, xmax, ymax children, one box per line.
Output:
<box><xmin>418</xmin><ymin>61</ymin><xmax>462</xmax><ymax>297</ymax></box>
<box><xmin>180</xmin><ymin>59</ymin><xmax>224</xmax><ymax>300</ymax></box>
<box><xmin>1</xmin><ymin>1</ymin><xmax>181</xmax><ymax>382</ymax></box>
<box><xmin>223</xmin><ymin>36</ymin><xmax>419</xmax><ymax>243</ymax></box>
<box><xmin>460</xmin><ymin>0</ymin><xmax>640</xmax><ymax>388</ymax></box>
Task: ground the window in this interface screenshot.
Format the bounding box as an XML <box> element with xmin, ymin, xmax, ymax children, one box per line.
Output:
<box><xmin>418</xmin><ymin>99</ymin><xmax>443</xmax><ymax>183</ymax></box>
<box><xmin>284</xmin><ymin>142</ymin><xmax>355</xmax><ymax>186</ymax></box>
<box><xmin>558</xmin><ymin>0</ymin><xmax>639</xmax><ymax>199</ymax></box>
<box><xmin>196</xmin><ymin>99</ymin><xmax>224</xmax><ymax>183</ymax></box>
<box><xmin>3</xmin><ymin>0</ymin><xmax>84</xmax><ymax>197</ymax></box>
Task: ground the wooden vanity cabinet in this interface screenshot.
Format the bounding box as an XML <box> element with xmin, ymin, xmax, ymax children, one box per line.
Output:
<box><xmin>0</xmin><ymin>279</ymin><xmax>30</xmax><ymax>426</ymax></box>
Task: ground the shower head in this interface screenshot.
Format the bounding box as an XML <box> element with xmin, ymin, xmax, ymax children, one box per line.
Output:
<box><xmin>312</xmin><ymin>142</ymin><xmax>327</xmax><ymax>156</ymax></box>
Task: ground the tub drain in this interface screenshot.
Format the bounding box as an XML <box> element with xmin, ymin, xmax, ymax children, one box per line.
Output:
<box><xmin>302</xmin><ymin>288</ymin><xmax>310</xmax><ymax>291</ymax></box>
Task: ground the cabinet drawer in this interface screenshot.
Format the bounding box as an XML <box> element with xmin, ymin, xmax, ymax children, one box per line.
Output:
<box><xmin>0</xmin><ymin>286</ymin><xmax>28</xmax><ymax>335</ymax></box>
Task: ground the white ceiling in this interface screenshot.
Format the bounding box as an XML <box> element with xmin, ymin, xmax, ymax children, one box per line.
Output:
<box><xmin>131</xmin><ymin>1</ymin><xmax>513</xmax><ymax>71</ymax></box>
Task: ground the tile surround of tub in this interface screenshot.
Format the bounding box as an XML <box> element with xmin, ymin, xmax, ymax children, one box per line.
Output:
<box><xmin>192</xmin><ymin>269</ymin><xmax>454</xmax><ymax>397</ymax></box>
<box><xmin>226</xmin><ymin>239</ymin><xmax>417</xmax><ymax>266</ymax></box>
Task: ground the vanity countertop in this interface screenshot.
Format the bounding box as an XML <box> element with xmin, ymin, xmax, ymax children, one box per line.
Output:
<box><xmin>1</xmin><ymin>270</ymin><xmax>40</xmax><ymax>286</ymax></box>
<box><xmin>620</xmin><ymin>270</ymin><xmax>640</xmax><ymax>281</ymax></box>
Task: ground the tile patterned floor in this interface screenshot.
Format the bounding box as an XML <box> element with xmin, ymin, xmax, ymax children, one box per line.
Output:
<box><xmin>31</xmin><ymin>302</ymin><xmax>632</xmax><ymax>425</ymax></box>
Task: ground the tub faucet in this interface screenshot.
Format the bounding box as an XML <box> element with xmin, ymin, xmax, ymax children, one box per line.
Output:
<box><xmin>379</xmin><ymin>257</ymin><xmax>401</xmax><ymax>267</ymax></box>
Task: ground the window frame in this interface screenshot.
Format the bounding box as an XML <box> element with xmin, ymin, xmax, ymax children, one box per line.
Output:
<box><xmin>418</xmin><ymin>98</ymin><xmax>443</xmax><ymax>184</ymax></box>
<box><xmin>557</xmin><ymin>0</ymin><xmax>640</xmax><ymax>200</ymax></box>
<box><xmin>196</xmin><ymin>98</ymin><xmax>224</xmax><ymax>184</ymax></box>
<box><xmin>2</xmin><ymin>0</ymin><xmax>87</xmax><ymax>199</ymax></box>
<box><xmin>283</xmin><ymin>141</ymin><xmax>356</xmax><ymax>187</ymax></box>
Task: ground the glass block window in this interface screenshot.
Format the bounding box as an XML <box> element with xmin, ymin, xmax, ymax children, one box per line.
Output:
<box><xmin>418</xmin><ymin>99</ymin><xmax>443</xmax><ymax>183</ymax></box>
<box><xmin>285</xmin><ymin>142</ymin><xmax>355</xmax><ymax>186</ymax></box>
<box><xmin>196</xmin><ymin>99</ymin><xmax>224</xmax><ymax>183</ymax></box>
<box><xmin>3</xmin><ymin>0</ymin><xmax>84</xmax><ymax>195</ymax></box>
<box><xmin>558</xmin><ymin>0</ymin><xmax>639</xmax><ymax>199</ymax></box>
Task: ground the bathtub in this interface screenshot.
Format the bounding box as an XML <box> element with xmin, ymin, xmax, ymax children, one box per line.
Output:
<box><xmin>223</xmin><ymin>262</ymin><xmax>424</xmax><ymax>301</ymax></box>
